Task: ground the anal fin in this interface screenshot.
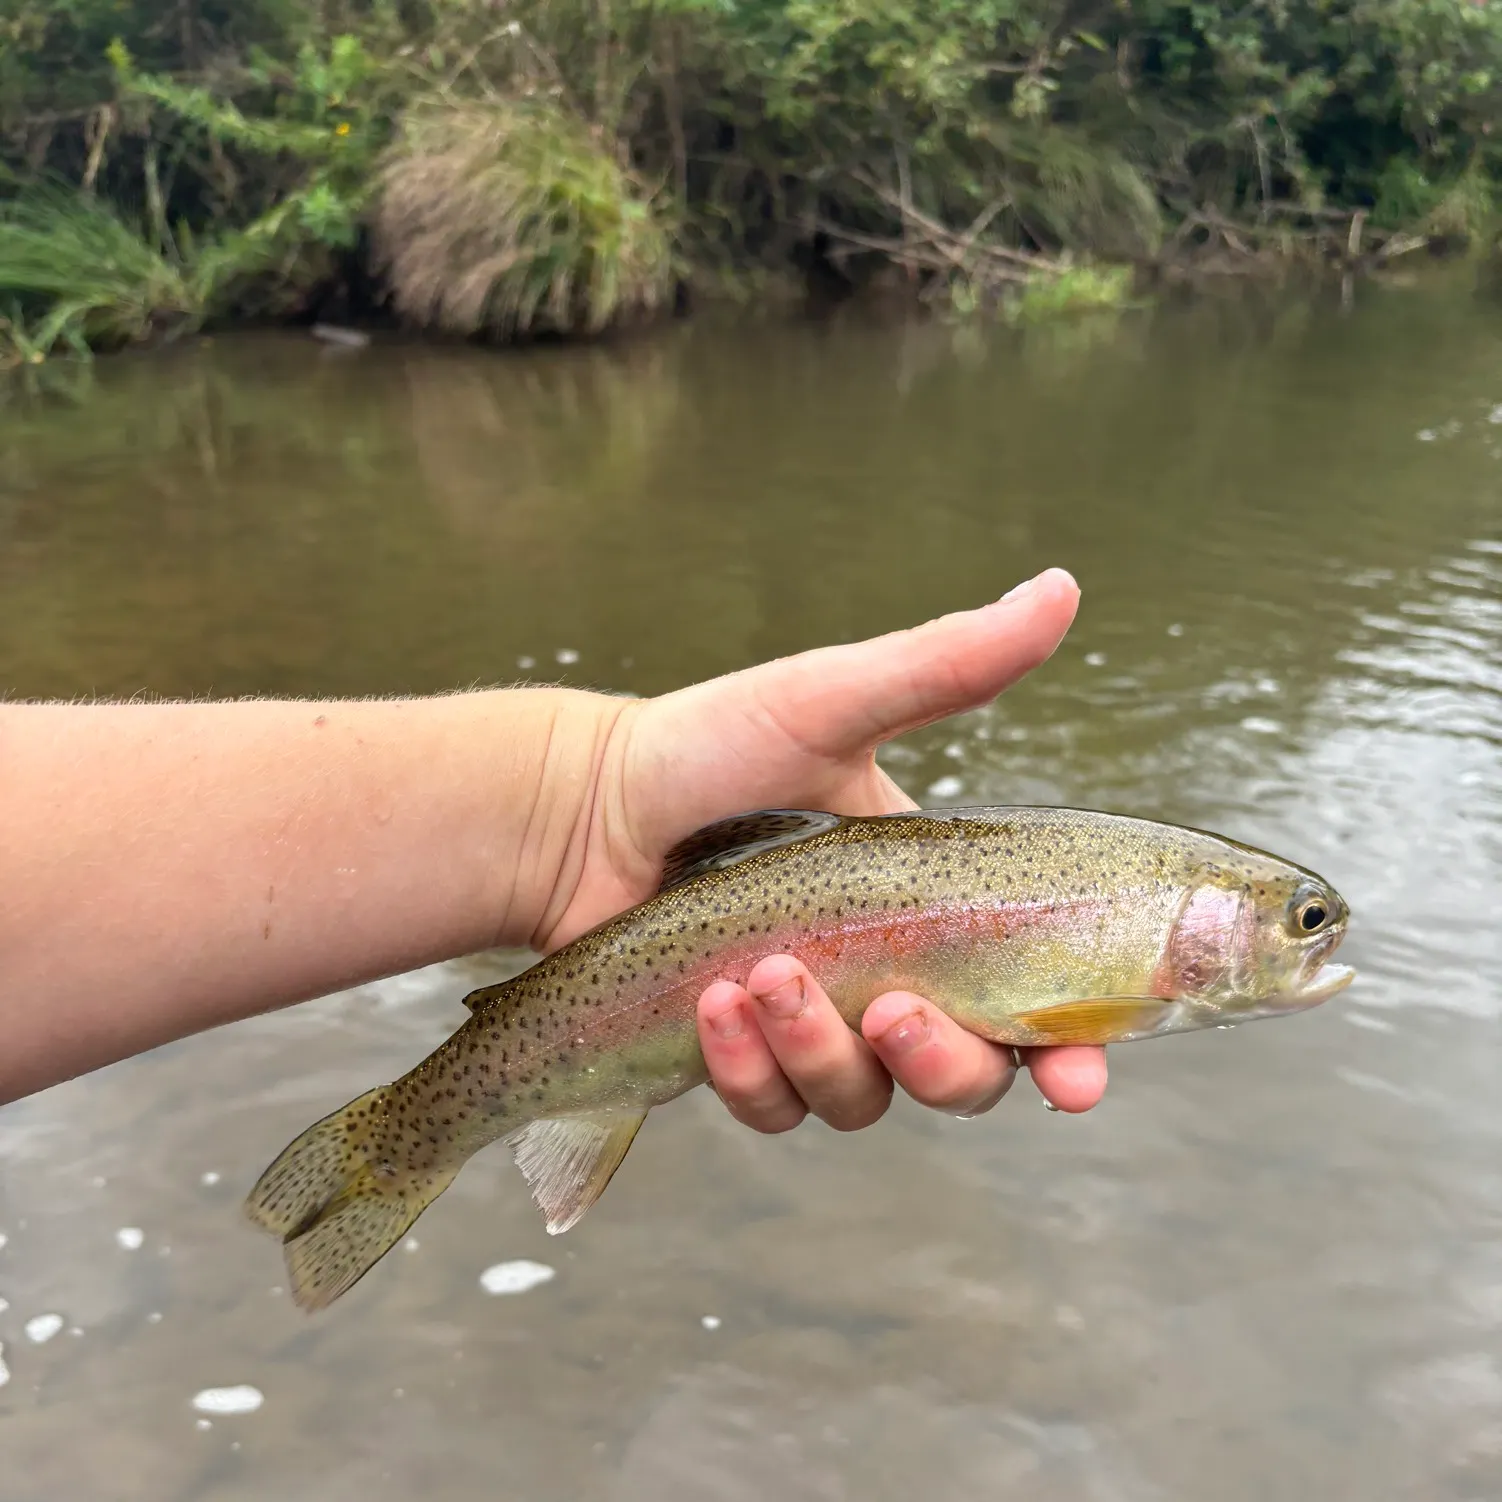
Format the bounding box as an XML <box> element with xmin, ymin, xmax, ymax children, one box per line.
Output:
<box><xmin>1017</xmin><ymin>998</ymin><xmax>1179</xmax><ymax>1046</ymax></box>
<box><xmin>504</xmin><ymin>1110</ymin><xmax>648</xmax><ymax>1235</ymax></box>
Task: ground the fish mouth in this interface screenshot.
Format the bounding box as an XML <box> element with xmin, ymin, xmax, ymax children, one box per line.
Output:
<box><xmin>1282</xmin><ymin>925</ymin><xmax>1354</xmax><ymax>1010</ymax></box>
<box><xmin>1293</xmin><ymin>962</ymin><xmax>1356</xmax><ymax>1006</ymax></box>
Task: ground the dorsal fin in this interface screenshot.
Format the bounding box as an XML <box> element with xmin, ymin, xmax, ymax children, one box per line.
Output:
<box><xmin>458</xmin><ymin>981</ymin><xmax>509</xmax><ymax>1015</ymax></box>
<box><xmin>656</xmin><ymin>809</ymin><xmax>843</xmax><ymax>892</ymax></box>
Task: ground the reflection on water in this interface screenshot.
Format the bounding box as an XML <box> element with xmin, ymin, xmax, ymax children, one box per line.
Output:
<box><xmin>1</xmin><ymin>279</ymin><xmax>1500</xmax><ymax>1500</ymax></box>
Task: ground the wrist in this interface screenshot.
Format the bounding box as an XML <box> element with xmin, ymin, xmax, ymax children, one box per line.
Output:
<box><xmin>479</xmin><ymin>685</ymin><xmax>633</xmax><ymax>952</ymax></box>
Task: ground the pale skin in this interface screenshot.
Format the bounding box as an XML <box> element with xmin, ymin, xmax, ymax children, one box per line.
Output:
<box><xmin>0</xmin><ymin>567</ymin><xmax>1106</xmax><ymax>1125</ymax></box>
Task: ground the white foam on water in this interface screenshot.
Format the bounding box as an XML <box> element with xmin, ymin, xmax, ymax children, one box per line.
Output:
<box><xmin>0</xmin><ymin>1233</ymin><xmax>8</xmax><ymax>1251</ymax></box>
<box><xmin>192</xmin><ymin>1385</ymin><xmax>264</xmax><ymax>1416</ymax></box>
<box><xmin>0</xmin><ymin>1297</ymin><xmax>9</xmax><ymax>1314</ymax></box>
<box><xmin>1240</xmin><ymin>716</ymin><xmax>1283</xmax><ymax>735</ymax></box>
<box><xmin>68</xmin><ymin>1327</ymin><xmax>83</xmax><ymax>1338</ymax></box>
<box><xmin>0</xmin><ymin>1342</ymin><xmax>8</xmax><ymax>1388</ymax></box>
<box><xmin>1167</xmin><ymin>623</ymin><xmax>1185</xmax><ymax>637</ymax></box>
<box><xmin>402</xmin><ymin>1238</ymin><xmax>420</xmax><ymax>1253</ymax></box>
<box><xmin>700</xmin><ymin>1315</ymin><xmax>721</xmax><ymax>1331</ymax></box>
<box><xmin>517</xmin><ymin>655</ymin><xmax>536</xmax><ymax>670</ymax></box>
<box><xmin>196</xmin><ymin>1419</ymin><xmax>212</xmax><ymax>1431</ymax></box>
<box><xmin>479</xmin><ymin>1260</ymin><xmax>555</xmax><ymax>1296</ymax></box>
<box><xmin>555</xmin><ymin>648</ymin><xmax>579</xmax><ymax>664</ymax></box>
<box><xmin>200</xmin><ymin>1171</ymin><xmax>221</xmax><ymax>1187</ymax></box>
<box><xmin>147</xmin><ymin>1312</ymin><xmax>163</xmax><ymax>1324</ymax></box>
<box><xmin>115</xmin><ymin>1227</ymin><xmax>144</xmax><ymax>1250</ymax></box>
<box><xmin>926</xmin><ymin>775</ymin><xmax>964</xmax><ymax>798</ymax></box>
<box><xmin>25</xmin><ymin>1314</ymin><xmax>63</xmax><ymax>1344</ymax></box>
<box><xmin>1084</xmin><ymin>652</ymin><xmax>1107</xmax><ymax>667</ymax></box>
<box><xmin>1344</xmin><ymin>1010</ymin><xmax>1396</xmax><ymax>1034</ymax></box>
<box><xmin>90</xmin><ymin>1176</ymin><xmax>106</xmax><ymax>1188</ymax></box>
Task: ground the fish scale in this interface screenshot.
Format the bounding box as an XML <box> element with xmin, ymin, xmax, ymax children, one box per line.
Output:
<box><xmin>245</xmin><ymin>805</ymin><xmax>1353</xmax><ymax>1310</ymax></box>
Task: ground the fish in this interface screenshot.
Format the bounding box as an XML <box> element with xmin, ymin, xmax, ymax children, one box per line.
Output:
<box><xmin>244</xmin><ymin>805</ymin><xmax>1354</xmax><ymax>1309</ymax></box>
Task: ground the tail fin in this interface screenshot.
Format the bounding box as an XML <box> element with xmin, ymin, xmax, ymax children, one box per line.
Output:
<box><xmin>244</xmin><ymin>1088</ymin><xmax>457</xmax><ymax>1311</ymax></box>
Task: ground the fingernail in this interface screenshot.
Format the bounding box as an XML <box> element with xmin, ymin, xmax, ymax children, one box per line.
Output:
<box><xmin>874</xmin><ymin>1008</ymin><xmax>929</xmax><ymax>1054</ymax></box>
<box><xmin>707</xmin><ymin>1002</ymin><xmax>744</xmax><ymax>1040</ymax></box>
<box><xmin>1000</xmin><ymin>574</ymin><xmax>1039</xmax><ymax>603</ymax></box>
<box><xmin>754</xmin><ymin>974</ymin><xmax>806</xmax><ymax>1019</ymax></box>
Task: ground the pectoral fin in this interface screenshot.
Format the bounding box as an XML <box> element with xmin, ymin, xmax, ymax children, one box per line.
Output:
<box><xmin>503</xmin><ymin>1110</ymin><xmax>648</xmax><ymax>1234</ymax></box>
<box><xmin>1016</xmin><ymin>998</ymin><xmax>1179</xmax><ymax>1046</ymax></box>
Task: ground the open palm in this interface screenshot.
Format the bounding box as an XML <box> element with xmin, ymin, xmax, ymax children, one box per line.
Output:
<box><xmin>547</xmin><ymin>569</ymin><xmax>1107</xmax><ymax>1129</ymax></box>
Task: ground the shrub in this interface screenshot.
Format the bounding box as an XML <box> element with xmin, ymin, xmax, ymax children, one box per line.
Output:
<box><xmin>372</xmin><ymin>97</ymin><xmax>676</xmax><ymax>339</ymax></box>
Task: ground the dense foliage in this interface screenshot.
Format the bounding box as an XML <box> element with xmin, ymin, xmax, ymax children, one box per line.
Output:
<box><xmin>1</xmin><ymin>0</ymin><xmax>1499</xmax><ymax>355</ymax></box>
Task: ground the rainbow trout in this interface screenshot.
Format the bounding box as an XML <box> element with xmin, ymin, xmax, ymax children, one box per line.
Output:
<box><xmin>246</xmin><ymin>806</ymin><xmax>1353</xmax><ymax>1309</ymax></box>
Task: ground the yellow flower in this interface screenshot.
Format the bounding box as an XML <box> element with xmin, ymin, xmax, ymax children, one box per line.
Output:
<box><xmin>335</xmin><ymin>122</ymin><xmax>351</xmax><ymax>137</ymax></box>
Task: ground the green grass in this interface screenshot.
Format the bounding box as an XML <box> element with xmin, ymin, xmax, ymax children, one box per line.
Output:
<box><xmin>0</xmin><ymin>187</ymin><xmax>201</xmax><ymax>361</ymax></box>
<box><xmin>1011</xmin><ymin>262</ymin><xmax>1136</xmax><ymax>322</ymax></box>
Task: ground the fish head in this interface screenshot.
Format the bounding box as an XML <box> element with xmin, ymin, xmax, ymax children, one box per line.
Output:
<box><xmin>1162</xmin><ymin>848</ymin><xmax>1354</xmax><ymax>1022</ymax></box>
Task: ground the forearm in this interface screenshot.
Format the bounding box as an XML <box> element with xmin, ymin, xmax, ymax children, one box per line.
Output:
<box><xmin>0</xmin><ymin>688</ymin><xmax>622</xmax><ymax>1103</ymax></box>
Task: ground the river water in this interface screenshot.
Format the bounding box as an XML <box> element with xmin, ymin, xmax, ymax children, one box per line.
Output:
<box><xmin>1</xmin><ymin>279</ymin><xmax>1499</xmax><ymax>1501</ymax></box>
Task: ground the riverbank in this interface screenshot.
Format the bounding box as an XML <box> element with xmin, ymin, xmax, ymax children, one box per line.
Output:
<box><xmin>2</xmin><ymin>0</ymin><xmax>1500</xmax><ymax>364</ymax></box>
<box><xmin>2</xmin><ymin>287</ymin><xmax>1499</xmax><ymax>1502</ymax></box>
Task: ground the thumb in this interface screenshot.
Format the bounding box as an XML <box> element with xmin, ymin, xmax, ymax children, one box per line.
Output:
<box><xmin>697</xmin><ymin>568</ymin><xmax>1080</xmax><ymax>759</ymax></box>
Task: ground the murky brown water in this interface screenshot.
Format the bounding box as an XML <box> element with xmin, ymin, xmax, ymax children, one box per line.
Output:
<box><xmin>1</xmin><ymin>280</ymin><xmax>1500</xmax><ymax>1501</ymax></box>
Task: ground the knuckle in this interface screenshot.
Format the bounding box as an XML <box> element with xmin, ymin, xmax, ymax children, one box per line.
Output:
<box><xmin>823</xmin><ymin>1085</ymin><xmax>893</xmax><ymax>1133</ymax></box>
<box><xmin>907</xmin><ymin>1060</ymin><xmax>1015</xmax><ymax>1114</ymax></box>
<box><xmin>779</xmin><ymin>1042</ymin><xmax>850</xmax><ymax>1091</ymax></box>
<box><xmin>736</xmin><ymin>1099</ymin><xmax>808</xmax><ymax>1135</ymax></box>
<box><xmin>720</xmin><ymin>1073</ymin><xmax>807</xmax><ymax>1131</ymax></box>
<box><xmin>952</xmin><ymin>1078</ymin><xmax>1015</xmax><ymax>1117</ymax></box>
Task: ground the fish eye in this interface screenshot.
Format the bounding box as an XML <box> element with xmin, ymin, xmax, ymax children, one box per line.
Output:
<box><xmin>1295</xmin><ymin>897</ymin><xmax>1329</xmax><ymax>933</ymax></box>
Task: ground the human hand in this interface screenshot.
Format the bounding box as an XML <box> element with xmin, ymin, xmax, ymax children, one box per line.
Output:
<box><xmin>544</xmin><ymin>568</ymin><xmax>1107</xmax><ymax>1126</ymax></box>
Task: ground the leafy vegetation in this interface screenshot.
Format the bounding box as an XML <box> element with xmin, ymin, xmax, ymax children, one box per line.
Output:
<box><xmin>1</xmin><ymin>0</ymin><xmax>1500</xmax><ymax>354</ymax></box>
<box><xmin>0</xmin><ymin>187</ymin><xmax>197</xmax><ymax>364</ymax></box>
<box><xmin>373</xmin><ymin>98</ymin><xmax>675</xmax><ymax>339</ymax></box>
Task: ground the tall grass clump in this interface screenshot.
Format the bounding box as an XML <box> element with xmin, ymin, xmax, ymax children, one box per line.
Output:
<box><xmin>0</xmin><ymin>187</ymin><xmax>199</xmax><ymax>360</ymax></box>
<box><xmin>372</xmin><ymin>98</ymin><xmax>676</xmax><ymax>340</ymax></box>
